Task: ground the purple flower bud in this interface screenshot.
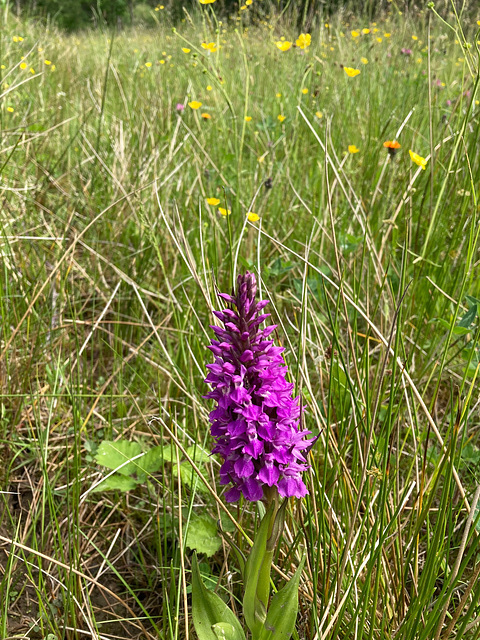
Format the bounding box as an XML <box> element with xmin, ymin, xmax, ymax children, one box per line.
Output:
<box><xmin>176</xmin><ymin>103</ymin><xmax>185</xmax><ymax>112</ymax></box>
<box><xmin>204</xmin><ymin>272</ymin><xmax>312</xmax><ymax>502</ymax></box>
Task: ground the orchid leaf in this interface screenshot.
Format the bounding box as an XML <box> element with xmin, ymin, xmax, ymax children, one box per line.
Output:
<box><xmin>258</xmin><ymin>556</ymin><xmax>306</xmax><ymax>640</ymax></box>
<box><xmin>243</xmin><ymin>503</ymin><xmax>275</xmax><ymax>638</ymax></box>
<box><xmin>212</xmin><ymin>622</ymin><xmax>244</xmax><ymax>640</ymax></box>
<box><xmin>191</xmin><ymin>554</ymin><xmax>245</xmax><ymax>640</ymax></box>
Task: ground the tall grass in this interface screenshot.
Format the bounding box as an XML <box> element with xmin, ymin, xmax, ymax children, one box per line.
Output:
<box><xmin>0</xmin><ymin>2</ymin><xmax>480</xmax><ymax>639</ymax></box>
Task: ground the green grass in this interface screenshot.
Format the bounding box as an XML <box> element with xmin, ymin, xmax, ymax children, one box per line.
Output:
<box><xmin>1</xmin><ymin>2</ymin><xmax>480</xmax><ymax>639</ymax></box>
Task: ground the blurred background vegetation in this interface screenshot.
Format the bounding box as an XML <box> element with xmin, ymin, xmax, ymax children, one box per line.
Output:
<box><xmin>4</xmin><ymin>0</ymin><xmax>478</xmax><ymax>31</ymax></box>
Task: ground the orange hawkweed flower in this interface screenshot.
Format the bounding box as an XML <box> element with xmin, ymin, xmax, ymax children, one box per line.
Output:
<box><xmin>383</xmin><ymin>140</ymin><xmax>401</xmax><ymax>157</ymax></box>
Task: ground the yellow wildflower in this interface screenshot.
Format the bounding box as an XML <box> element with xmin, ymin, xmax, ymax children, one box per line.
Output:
<box><xmin>409</xmin><ymin>149</ymin><xmax>427</xmax><ymax>170</ymax></box>
<box><xmin>7</xmin><ymin>107</ymin><xmax>14</xmax><ymax>113</ymax></box>
<box><xmin>145</xmin><ymin>62</ymin><xmax>152</xmax><ymax>67</ymax></box>
<box><xmin>201</xmin><ymin>113</ymin><xmax>212</xmax><ymax>119</ymax></box>
<box><xmin>315</xmin><ymin>111</ymin><xmax>323</xmax><ymax>118</ymax></box>
<box><xmin>412</xmin><ymin>35</ymin><xmax>418</xmax><ymax>40</ymax></box>
<box><xmin>247</xmin><ymin>212</ymin><xmax>260</xmax><ymax>222</ymax></box>
<box><xmin>20</xmin><ymin>62</ymin><xmax>27</xmax><ymax>70</ymax></box>
<box><xmin>218</xmin><ymin>207</ymin><xmax>231</xmax><ymax>216</ymax></box>
<box><xmin>44</xmin><ymin>59</ymin><xmax>52</xmax><ymax>65</ymax></box>
<box><xmin>182</xmin><ymin>48</ymin><xmax>191</xmax><ymax>53</ymax></box>
<box><xmin>246</xmin><ymin>0</ymin><xmax>252</xmax><ymax>4</ymax></box>
<box><xmin>276</xmin><ymin>41</ymin><xmax>292</xmax><ymax>51</ymax></box>
<box><xmin>344</xmin><ymin>67</ymin><xmax>360</xmax><ymax>77</ymax></box>
<box><xmin>202</xmin><ymin>42</ymin><xmax>218</xmax><ymax>52</ymax></box>
<box><xmin>296</xmin><ymin>33</ymin><xmax>311</xmax><ymax>49</ymax></box>
<box><xmin>188</xmin><ymin>101</ymin><xmax>202</xmax><ymax>109</ymax></box>
<box><xmin>277</xmin><ymin>114</ymin><xmax>286</xmax><ymax>122</ymax></box>
<box><xmin>362</xmin><ymin>28</ymin><xmax>370</xmax><ymax>34</ymax></box>
<box><xmin>348</xmin><ymin>145</ymin><xmax>360</xmax><ymax>154</ymax></box>
<box><xmin>351</xmin><ymin>30</ymin><xmax>360</xmax><ymax>38</ymax></box>
<box><xmin>199</xmin><ymin>0</ymin><xmax>216</xmax><ymax>3</ymax></box>
<box><xmin>384</xmin><ymin>32</ymin><xmax>391</xmax><ymax>38</ymax></box>
<box><xmin>245</xmin><ymin>116</ymin><xmax>252</xmax><ymax>121</ymax></box>
<box><xmin>361</xmin><ymin>57</ymin><xmax>368</xmax><ymax>64</ymax></box>
<box><xmin>207</xmin><ymin>85</ymin><xmax>213</xmax><ymax>91</ymax></box>
<box><xmin>207</xmin><ymin>197</ymin><xmax>220</xmax><ymax>205</ymax></box>
<box><xmin>302</xmin><ymin>87</ymin><xmax>308</xmax><ymax>94</ymax></box>
<box><xmin>276</xmin><ymin>92</ymin><xmax>282</xmax><ymax>98</ymax></box>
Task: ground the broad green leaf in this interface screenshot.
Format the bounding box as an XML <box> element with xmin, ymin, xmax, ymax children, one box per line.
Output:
<box><xmin>436</xmin><ymin>318</ymin><xmax>471</xmax><ymax>335</ymax></box>
<box><xmin>466</xmin><ymin>295</ymin><xmax>480</xmax><ymax>307</ymax></box>
<box><xmin>91</xmin><ymin>474</ymin><xmax>139</xmax><ymax>492</ymax></box>
<box><xmin>173</xmin><ymin>463</ymin><xmax>208</xmax><ymax>494</ymax></box>
<box><xmin>243</xmin><ymin>504</ymin><xmax>275</xmax><ymax>637</ymax></box>
<box><xmin>191</xmin><ymin>554</ymin><xmax>246</xmax><ymax>640</ymax></box>
<box><xmin>134</xmin><ymin>445</ymin><xmax>165</xmax><ymax>481</ymax></box>
<box><xmin>186</xmin><ymin>514</ymin><xmax>222</xmax><ymax>557</ymax></box>
<box><xmin>459</xmin><ymin>304</ymin><xmax>478</xmax><ymax>328</ymax></box>
<box><xmin>186</xmin><ymin>444</ymin><xmax>210</xmax><ymax>465</ymax></box>
<box><xmin>95</xmin><ymin>440</ymin><xmax>142</xmax><ymax>476</ymax></box>
<box><xmin>259</xmin><ymin>556</ymin><xmax>306</xmax><ymax>640</ymax></box>
<box><xmin>212</xmin><ymin>623</ymin><xmax>243</xmax><ymax>640</ymax></box>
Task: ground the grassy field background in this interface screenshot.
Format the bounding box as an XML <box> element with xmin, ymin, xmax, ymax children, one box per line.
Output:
<box><xmin>1</xmin><ymin>2</ymin><xmax>480</xmax><ymax>639</ymax></box>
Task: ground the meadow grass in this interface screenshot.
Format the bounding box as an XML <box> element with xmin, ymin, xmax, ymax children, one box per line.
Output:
<box><xmin>1</xmin><ymin>2</ymin><xmax>480</xmax><ymax>639</ymax></box>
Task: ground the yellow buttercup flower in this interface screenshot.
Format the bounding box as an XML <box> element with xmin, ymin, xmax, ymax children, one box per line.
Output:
<box><xmin>302</xmin><ymin>87</ymin><xmax>308</xmax><ymax>94</ymax></box>
<box><xmin>201</xmin><ymin>113</ymin><xmax>212</xmax><ymax>119</ymax></box>
<box><xmin>351</xmin><ymin>30</ymin><xmax>360</xmax><ymax>38</ymax></box>
<box><xmin>207</xmin><ymin>197</ymin><xmax>220</xmax><ymax>205</ymax></box>
<box><xmin>348</xmin><ymin>145</ymin><xmax>360</xmax><ymax>154</ymax></box>
<box><xmin>218</xmin><ymin>207</ymin><xmax>231</xmax><ymax>216</ymax></box>
<box><xmin>344</xmin><ymin>67</ymin><xmax>360</xmax><ymax>77</ymax></box>
<box><xmin>188</xmin><ymin>101</ymin><xmax>202</xmax><ymax>109</ymax></box>
<box><xmin>296</xmin><ymin>33</ymin><xmax>311</xmax><ymax>49</ymax></box>
<box><xmin>246</xmin><ymin>212</ymin><xmax>260</xmax><ymax>222</ymax></box>
<box><xmin>20</xmin><ymin>62</ymin><xmax>27</xmax><ymax>70</ymax></box>
<box><xmin>199</xmin><ymin>0</ymin><xmax>216</xmax><ymax>3</ymax></box>
<box><xmin>145</xmin><ymin>62</ymin><xmax>152</xmax><ymax>68</ymax></box>
<box><xmin>276</xmin><ymin>41</ymin><xmax>292</xmax><ymax>52</ymax></box>
<box><xmin>362</xmin><ymin>28</ymin><xmax>370</xmax><ymax>34</ymax></box>
<box><xmin>276</xmin><ymin>92</ymin><xmax>282</xmax><ymax>98</ymax></box>
<box><xmin>361</xmin><ymin>57</ymin><xmax>368</xmax><ymax>64</ymax></box>
<box><xmin>315</xmin><ymin>111</ymin><xmax>323</xmax><ymax>118</ymax></box>
<box><xmin>7</xmin><ymin>107</ymin><xmax>14</xmax><ymax>113</ymax></box>
<box><xmin>206</xmin><ymin>85</ymin><xmax>213</xmax><ymax>91</ymax></box>
<box><xmin>277</xmin><ymin>114</ymin><xmax>286</xmax><ymax>122</ymax></box>
<box><xmin>182</xmin><ymin>48</ymin><xmax>191</xmax><ymax>53</ymax></box>
<box><xmin>245</xmin><ymin>116</ymin><xmax>252</xmax><ymax>122</ymax></box>
<box><xmin>384</xmin><ymin>32</ymin><xmax>391</xmax><ymax>38</ymax></box>
<box><xmin>409</xmin><ymin>149</ymin><xmax>427</xmax><ymax>170</ymax></box>
<box><xmin>202</xmin><ymin>42</ymin><xmax>218</xmax><ymax>53</ymax></box>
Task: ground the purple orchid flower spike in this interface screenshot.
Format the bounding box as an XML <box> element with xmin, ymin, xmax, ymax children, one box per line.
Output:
<box><xmin>204</xmin><ymin>272</ymin><xmax>312</xmax><ymax>503</ymax></box>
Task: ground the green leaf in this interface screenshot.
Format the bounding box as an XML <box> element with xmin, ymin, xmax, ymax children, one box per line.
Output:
<box><xmin>458</xmin><ymin>304</ymin><xmax>477</xmax><ymax>328</ymax></box>
<box><xmin>191</xmin><ymin>554</ymin><xmax>246</xmax><ymax>640</ymax></box>
<box><xmin>91</xmin><ymin>474</ymin><xmax>139</xmax><ymax>492</ymax></box>
<box><xmin>173</xmin><ymin>462</ymin><xmax>208</xmax><ymax>494</ymax></box>
<box><xmin>435</xmin><ymin>318</ymin><xmax>471</xmax><ymax>335</ymax></box>
<box><xmin>243</xmin><ymin>504</ymin><xmax>276</xmax><ymax>638</ymax></box>
<box><xmin>186</xmin><ymin>444</ymin><xmax>210</xmax><ymax>465</ymax></box>
<box><xmin>259</xmin><ymin>556</ymin><xmax>306</xmax><ymax>640</ymax></box>
<box><xmin>95</xmin><ymin>440</ymin><xmax>142</xmax><ymax>476</ymax></box>
<box><xmin>212</xmin><ymin>623</ymin><xmax>243</xmax><ymax>640</ymax></box>
<box><xmin>186</xmin><ymin>514</ymin><xmax>222</xmax><ymax>557</ymax></box>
